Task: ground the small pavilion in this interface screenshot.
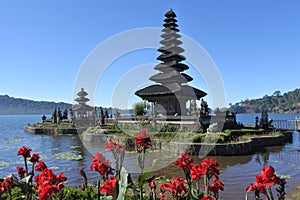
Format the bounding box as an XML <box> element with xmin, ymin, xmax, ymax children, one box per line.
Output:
<box><xmin>72</xmin><ymin>88</ymin><xmax>96</xmax><ymax>127</ymax></box>
<box><xmin>135</xmin><ymin>9</ymin><xmax>207</xmax><ymax>117</ymax></box>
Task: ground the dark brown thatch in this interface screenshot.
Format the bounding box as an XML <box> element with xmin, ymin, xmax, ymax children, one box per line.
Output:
<box><xmin>135</xmin><ymin>84</ymin><xmax>206</xmax><ymax>101</ymax></box>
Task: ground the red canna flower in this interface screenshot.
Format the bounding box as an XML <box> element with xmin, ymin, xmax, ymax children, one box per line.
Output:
<box><xmin>17</xmin><ymin>146</ymin><xmax>32</xmax><ymax>158</ymax></box>
<box><xmin>160</xmin><ymin>177</ymin><xmax>188</xmax><ymax>198</ymax></box>
<box><xmin>134</xmin><ymin>128</ymin><xmax>152</xmax><ymax>153</ymax></box>
<box><xmin>90</xmin><ymin>152</ymin><xmax>113</xmax><ymax>177</ymax></box>
<box><xmin>99</xmin><ymin>176</ymin><xmax>119</xmax><ymax>196</ymax></box>
<box><xmin>174</xmin><ymin>152</ymin><xmax>194</xmax><ymax>170</ymax></box>
<box><xmin>159</xmin><ymin>192</ymin><xmax>166</xmax><ymax>199</ymax></box>
<box><xmin>4</xmin><ymin>177</ymin><xmax>14</xmax><ymax>189</ymax></box>
<box><xmin>260</xmin><ymin>165</ymin><xmax>279</xmax><ymax>187</ymax></box>
<box><xmin>0</xmin><ymin>182</ymin><xmax>7</xmax><ymax>197</ymax></box>
<box><xmin>16</xmin><ymin>166</ymin><xmax>26</xmax><ymax>179</ymax></box>
<box><xmin>148</xmin><ymin>181</ymin><xmax>156</xmax><ymax>188</ymax></box>
<box><xmin>30</xmin><ymin>153</ymin><xmax>40</xmax><ymax>163</ymax></box>
<box><xmin>35</xmin><ymin>160</ymin><xmax>48</xmax><ymax>172</ymax></box>
<box><xmin>202</xmin><ymin>195</ymin><xmax>215</xmax><ymax>200</ymax></box>
<box><xmin>208</xmin><ymin>178</ymin><xmax>224</xmax><ymax>195</ymax></box>
<box><xmin>37</xmin><ymin>184</ymin><xmax>60</xmax><ymax>200</ymax></box>
<box><xmin>191</xmin><ymin>163</ymin><xmax>203</xmax><ymax>180</ymax></box>
<box><xmin>35</xmin><ymin>169</ymin><xmax>67</xmax><ymax>200</ymax></box>
<box><xmin>105</xmin><ymin>139</ymin><xmax>125</xmax><ymax>154</ymax></box>
<box><xmin>246</xmin><ymin>165</ymin><xmax>281</xmax><ymax>196</ymax></box>
<box><xmin>198</xmin><ymin>157</ymin><xmax>220</xmax><ymax>177</ymax></box>
<box><xmin>246</xmin><ymin>179</ymin><xmax>266</xmax><ymax>194</ymax></box>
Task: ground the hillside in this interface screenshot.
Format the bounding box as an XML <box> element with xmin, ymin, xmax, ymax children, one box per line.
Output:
<box><xmin>0</xmin><ymin>95</ymin><xmax>72</xmax><ymax>115</ymax></box>
<box><xmin>0</xmin><ymin>95</ymin><xmax>132</xmax><ymax>115</ymax></box>
<box><xmin>230</xmin><ymin>88</ymin><xmax>300</xmax><ymax>113</ymax></box>
<box><xmin>2</xmin><ymin>88</ymin><xmax>299</xmax><ymax>115</ymax></box>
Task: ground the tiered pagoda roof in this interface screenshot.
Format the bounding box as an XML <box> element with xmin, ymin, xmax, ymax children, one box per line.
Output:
<box><xmin>73</xmin><ymin>88</ymin><xmax>93</xmax><ymax>111</ymax></box>
<box><xmin>135</xmin><ymin>9</ymin><xmax>207</xmax><ymax>102</ymax></box>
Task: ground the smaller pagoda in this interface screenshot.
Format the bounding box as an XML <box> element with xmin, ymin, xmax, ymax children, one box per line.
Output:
<box><xmin>72</xmin><ymin>88</ymin><xmax>95</xmax><ymax>126</ymax></box>
<box><xmin>135</xmin><ymin>9</ymin><xmax>207</xmax><ymax>116</ymax></box>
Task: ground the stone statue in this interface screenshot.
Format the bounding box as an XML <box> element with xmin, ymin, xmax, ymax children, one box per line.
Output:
<box><xmin>190</xmin><ymin>100</ymin><xmax>197</xmax><ymax>117</ymax></box>
<box><xmin>41</xmin><ymin>115</ymin><xmax>46</xmax><ymax>122</ymax></box>
<box><xmin>200</xmin><ymin>99</ymin><xmax>209</xmax><ymax>116</ymax></box>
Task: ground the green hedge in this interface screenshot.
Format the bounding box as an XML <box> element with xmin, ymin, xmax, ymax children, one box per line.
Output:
<box><xmin>153</xmin><ymin>132</ymin><xmax>177</xmax><ymax>139</ymax></box>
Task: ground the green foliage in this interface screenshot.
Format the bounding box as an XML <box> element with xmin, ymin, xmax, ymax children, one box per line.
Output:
<box><xmin>153</xmin><ymin>132</ymin><xmax>177</xmax><ymax>139</ymax></box>
<box><xmin>192</xmin><ymin>133</ymin><xmax>206</xmax><ymax>143</ymax></box>
<box><xmin>230</xmin><ymin>88</ymin><xmax>300</xmax><ymax>113</ymax></box>
<box><xmin>0</xmin><ymin>187</ymin><xmax>24</xmax><ymax>200</ymax></box>
<box><xmin>135</xmin><ymin>159</ymin><xmax>156</xmax><ymax>199</ymax></box>
<box><xmin>133</xmin><ymin>101</ymin><xmax>147</xmax><ymax>116</ymax></box>
<box><xmin>192</xmin><ymin>129</ymin><xmax>271</xmax><ymax>143</ymax></box>
<box><xmin>203</xmin><ymin>133</ymin><xmax>225</xmax><ymax>143</ymax></box>
<box><xmin>159</xmin><ymin>124</ymin><xmax>178</xmax><ymax>132</ymax></box>
<box><xmin>38</xmin><ymin>122</ymin><xmax>75</xmax><ymax>128</ymax></box>
<box><xmin>195</xmin><ymin>125</ymin><xmax>205</xmax><ymax>133</ymax></box>
<box><xmin>52</xmin><ymin>186</ymin><xmax>98</xmax><ymax>200</ymax></box>
<box><xmin>117</xmin><ymin>167</ymin><xmax>128</xmax><ymax>200</ymax></box>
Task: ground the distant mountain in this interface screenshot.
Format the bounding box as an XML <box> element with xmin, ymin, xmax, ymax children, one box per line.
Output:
<box><xmin>0</xmin><ymin>95</ymin><xmax>133</xmax><ymax>115</ymax></box>
<box><xmin>230</xmin><ymin>88</ymin><xmax>300</xmax><ymax>114</ymax></box>
<box><xmin>0</xmin><ymin>95</ymin><xmax>72</xmax><ymax>115</ymax></box>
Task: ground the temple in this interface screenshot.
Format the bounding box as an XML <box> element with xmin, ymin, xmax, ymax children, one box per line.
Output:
<box><xmin>72</xmin><ymin>88</ymin><xmax>95</xmax><ymax>126</ymax></box>
<box><xmin>135</xmin><ymin>9</ymin><xmax>207</xmax><ymax>116</ymax></box>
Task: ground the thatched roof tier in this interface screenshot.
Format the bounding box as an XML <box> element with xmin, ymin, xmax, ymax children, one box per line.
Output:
<box><xmin>72</xmin><ymin>103</ymin><xmax>94</xmax><ymax>111</ymax></box>
<box><xmin>149</xmin><ymin>72</ymin><xmax>193</xmax><ymax>84</ymax></box>
<box><xmin>159</xmin><ymin>37</ymin><xmax>182</xmax><ymax>46</ymax></box>
<box><xmin>163</xmin><ymin>22</ymin><xmax>178</xmax><ymax>28</ymax></box>
<box><xmin>165</xmin><ymin>8</ymin><xmax>177</xmax><ymax>17</ymax></box>
<box><xmin>161</xmin><ymin>32</ymin><xmax>181</xmax><ymax>39</ymax></box>
<box><xmin>161</xmin><ymin>27</ymin><xmax>180</xmax><ymax>33</ymax></box>
<box><xmin>157</xmin><ymin>54</ymin><xmax>186</xmax><ymax>63</ymax></box>
<box><xmin>154</xmin><ymin>62</ymin><xmax>189</xmax><ymax>72</ymax></box>
<box><xmin>164</xmin><ymin>18</ymin><xmax>177</xmax><ymax>23</ymax></box>
<box><xmin>158</xmin><ymin>46</ymin><xmax>184</xmax><ymax>54</ymax></box>
<box><xmin>75</xmin><ymin>97</ymin><xmax>90</xmax><ymax>104</ymax></box>
<box><xmin>77</xmin><ymin>88</ymin><xmax>88</xmax><ymax>97</ymax></box>
<box><xmin>135</xmin><ymin>84</ymin><xmax>207</xmax><ymax>101</ymax></box>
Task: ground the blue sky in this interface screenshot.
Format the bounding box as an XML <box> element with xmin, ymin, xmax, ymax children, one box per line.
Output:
<box><xmin>0</xmin><ymin>1</ymin><xmax>299</xmax><ymax>109</ymax></box>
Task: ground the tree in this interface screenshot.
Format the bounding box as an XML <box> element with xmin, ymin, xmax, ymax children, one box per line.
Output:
<box><xmin>57</xmin><ymin>107</ymin><xmax>62</xmax><ymax>122</ymax></box>
<box><xmin>133</xmin><ymin>101</ymin><xmax>147</xmax><ymax>116</ymax></box>
<box><xmin>272</xmin><ymin>90</ymin><xmax>281</xmax><ymax>97</ymax></box>
<box><xmin>63</xmin><ymin>108</ymin><xmax>68</xmax><ymax>120</ymax></box>
<box><xmin>100</xmin><ymin>107</ymin><xmax>105</xmax><ymax>125</ymax></box>
<box><xmin>52</xmin><ymin>107</ymin><xmax>57</xmax><ymax>123</ymax></box>
<box><xmin>105</xmin><ymin>108</ymin><xmax>109</xmax><ymax>118</ymax></box>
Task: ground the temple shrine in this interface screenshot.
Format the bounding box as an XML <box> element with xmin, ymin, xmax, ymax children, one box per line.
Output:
<box><xmin>72</xmin><ymin>88</ymin><xmax>95</xmax><ymax>126</ymax></box>
<box><xmin>135</xmin><ymin>9</ymin><xmax>207</xmax><ymax>117</ymax></box>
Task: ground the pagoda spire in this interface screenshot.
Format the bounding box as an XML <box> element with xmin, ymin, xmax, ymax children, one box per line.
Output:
<box><xmin>150</xmin><ymin>8</ymin><xmax>193</xmax><ymax>90</ymax></box>
<box><xmin>135</xmin><ymin>9</ymin><xmax>207</xmax><ymax>116</ymax></box>
<box><xmin>75</xmin><ymin>88</ymin><xmax>90</xmax><ymax>105</ymax></box>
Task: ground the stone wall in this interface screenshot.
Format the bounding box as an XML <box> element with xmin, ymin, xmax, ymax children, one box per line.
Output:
<box><xmin>81</xmin><ymin>131</ymin><xmax>292</xmax><ymax>156</ymax></box>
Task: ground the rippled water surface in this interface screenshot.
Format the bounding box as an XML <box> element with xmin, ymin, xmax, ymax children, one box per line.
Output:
<box><xmin>1</xmin><ymin>114</ymin><xmax>300</xmax><ymax>199</ymax></box>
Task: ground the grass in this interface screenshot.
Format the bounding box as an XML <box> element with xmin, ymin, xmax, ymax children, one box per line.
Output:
<box><xmin>85</xmin><ymin>124</ymin><xmax>286</xmax><ymax>145</ymax></box>
<box><xmin>30</xmin><ymin>121</ymin><xmax>75</xmax><ymax>128</ymax></box>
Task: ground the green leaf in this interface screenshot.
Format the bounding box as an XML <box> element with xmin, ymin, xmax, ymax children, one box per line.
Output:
<box><xmin>19</xmin><ymin>174</ymin><xmax>33</xmax><ymax>185</ymax></box>
<box><xmin>101</xmin><ymin>196</ymin><xmax>113</xmax><ymax>200</ymax></box>
<box><xmin>117</xmin><ymin>167</ymin><xmax>128</xmax><ymax>200</ymax></box>
<box><xmin>5</xmin><ymin>174</ymin><xmax>32</xmax><ymax>194</ymax></box>
<box><xmin>136</xmin><ymin>159</ymin><xmax>157</xmax><ymax>188</ymax></box>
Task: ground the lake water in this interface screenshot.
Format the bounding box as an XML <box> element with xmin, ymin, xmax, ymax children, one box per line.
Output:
<box><xmin>0</xmin><ymin>114</ymin><xmax>300</xmax><ymax>199</ymax></box>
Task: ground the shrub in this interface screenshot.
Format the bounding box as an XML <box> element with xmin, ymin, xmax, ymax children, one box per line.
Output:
<box><xmin>193</xmin><ymin>133</ymin><xmax>206</xmax><ymax>143</ymax></box>
<box><xmin>154</xmin><ymin>132</ymin><xmax>177</xmax><ymax>139</ymax></box>
<box><xmin>133</xmin><ymin>101</ymin><xmax>147</xmax><ymax>116</ymax></box>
